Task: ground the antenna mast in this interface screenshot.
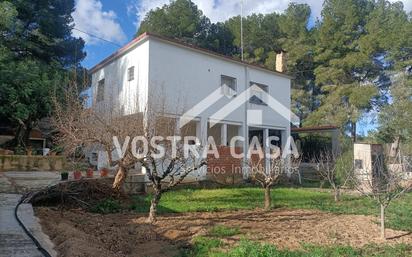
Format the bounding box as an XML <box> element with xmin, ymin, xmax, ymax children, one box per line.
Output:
<box><xmin>240</xmin><ymin>0</ymin><xmax>244</xmax><ymax>61</ymax></box>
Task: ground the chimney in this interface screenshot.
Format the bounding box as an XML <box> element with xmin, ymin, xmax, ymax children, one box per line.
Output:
<box><xmin>275</xmin><ymin>51</ymin><xmax>287</xmax><ymax>73</ymax></box>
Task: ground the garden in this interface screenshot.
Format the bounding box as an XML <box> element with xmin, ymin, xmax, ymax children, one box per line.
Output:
<box><xmin>34</xmin><ymin>185</ymin><xmax>412</xmax><ymax>257</ymax></box>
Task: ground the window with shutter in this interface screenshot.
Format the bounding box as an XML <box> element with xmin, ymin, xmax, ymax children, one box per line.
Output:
<box><xmin>249</xmin><ymin>82</ymin><xmax>268</xmax><ymax>105</ymax></box>
<box><xmin>220</xmin><ymin>75</ymin><xmax>237</xmax><ymax>97</ymax></box>
<box><xmin>128</xmin><ymin>66</ymin><xmax>135</xmax><ymax>81</ymax></box>
<box><xmin>97</xmin><ymin>79</ymin><xmax>105</xmax><ymax>102</ymax></box>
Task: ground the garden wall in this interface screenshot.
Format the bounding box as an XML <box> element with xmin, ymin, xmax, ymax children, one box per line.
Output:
<box><xmin>0</xmin><ymin>155</ymin><xmax>66</xmax><ymax>171</ymax></box>
<box><xmin>206</xmin><ymin>146</ymin><xmax>244</xmax><ymax>185</ymax></box>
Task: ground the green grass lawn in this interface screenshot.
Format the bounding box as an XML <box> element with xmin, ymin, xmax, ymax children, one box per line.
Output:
<box><xmin>181</xmin><ymin>236</ymin><xmax>412</xmax><ymax>257</ymax></box>
<box><xmin>178</xmin><ymin>224</ymin><xmax>412</xmax><ymax>257</ymax></box>
<box><xmin>92</xmin><ymin>187</ymin><xmax>412</xmax><ymax>256</ymax></box>
<box><xmin>129</xmin><ymin>187</ymin><xmax>412</xmax><ymax>231</ymax></box>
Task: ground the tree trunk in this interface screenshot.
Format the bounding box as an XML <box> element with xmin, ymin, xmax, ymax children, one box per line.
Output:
<box><xmin>23</xmin><ymin>122</ymin><xmax>32</xmax><ymax>148</ymax></box>
<box><xmin>264</xmin><ymin>186</ymin><xmax>271</xmax><ymax>211</ymax></box>
<box><xmin>334</xmin><ymin>187</ymin><xmax>340</xmax><ymax>202</ymax></box>
<box><xmin>11</xmin><ymin>120</ymin><xmax>33</xmax><ymax>151</ymax></box>
<box><xmin>12</xmin><ymin>124</ymin><xmax>26</xmax><ymax>149</ymax></box>
<box><xmin>147</xmin><ymin>188</ymin><xmax>162</xmax><ymax>223</ymax></box>
<box><xmin>351</xmin><ymin>122</ymin><xmax>357</xmax><ymax>142</ymax></box>
<box><xmin>380</xmin><ymin>204</ymin><xmax>386</xmax><ymax>240</ymax></box>
<box><xmin>112</xmin><ymin>165</ymin><xmax>127</xmax><ymax>191</ymax></box>
<box><xmin>319</xmin><ymin>180</ymin><xmax>325</xmax><ymax>189</ymax></box>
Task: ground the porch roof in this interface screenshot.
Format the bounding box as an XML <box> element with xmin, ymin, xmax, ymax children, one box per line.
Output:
<box><xmin>291</xmin><ymin>125</ymin><xmax>339</xmax><ymax>133</ymax></box>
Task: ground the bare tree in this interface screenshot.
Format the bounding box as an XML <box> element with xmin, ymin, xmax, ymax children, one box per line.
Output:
<box><xmin>53</xmin><ymin>81</ymin><xmax>145</xmax><ymax>189</ymax></box>
<box><xmin>248</xmin><ymin>149</ymin><xmax>301</xmax><ymax>211</ymax></box>
<box><xmin>352</xmin><ymin>151</ymin><xmax>412</xmax><ymax>239</ymax></box>
<box><xmin>140</xmin><ymin>106</ymin><xmax>207</xmax><ymax>223</ymax></box>
<box><xmin>143</xmin><ymin>144</ymin><xmax>206</xmax><ymax>222</ymax></box>
<box><xmin>53</xmin><ymin>81</ymin><xmax>206</xmax><ymax>223</ymax></box>
<box><xmin>314</xmin><ymin>151</ymin><xmax>352</xmax><ymax>202</ymax></box>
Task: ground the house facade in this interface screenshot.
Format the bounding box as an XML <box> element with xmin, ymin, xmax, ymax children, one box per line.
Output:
<box><xmin>89</xmin><ymin>32</ymin><xmax>292</xmax><ymax>182</ymax></box>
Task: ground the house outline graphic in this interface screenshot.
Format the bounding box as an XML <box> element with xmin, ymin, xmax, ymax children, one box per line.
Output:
<box><xmin>179</xmin><ymin>84</ymin><xmax>300</xmax><ymax>129</ymax></box>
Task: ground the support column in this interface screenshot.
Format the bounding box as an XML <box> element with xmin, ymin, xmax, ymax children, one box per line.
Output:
<box><xmin>281</xmin><ymin>129</ymin><xmax>291</xmax><ymax>178</ymax></box>
<box><xmin>196</xmin><ymin>120</ymin><xmax>201</xmax><ymax>145</ymax></box>
<box><xmin>239</xmin><ymin>124</ymin><xmax>248</xmax><ymax>179</ymax></box>
<box><xmin>195</xmin><ymin>118</ymin><xmax>208</xmax><ymax>179</ymax></box>
<box><xmin>242</xmin><ymin>123</ymin><xmax>248</xmax><ymax>158</ymax></box>
<box><xmin>196</xmin><ymin>118</ymin><xmax>208</xmax><ymax>146</ymax></box>
<box><xmin>281</xmin><ymin>130</ymin><xmax>288</xmax><ymax>154</ymax></box>
<box><xmin>236</xmin><ymin>125</ymin><xmax>243</xmax><ymax>147</ymax></box>
<box><xmin>263</xmin><ymin>128</ymin><xmax>270</xmax><ymax>173</ymax></box>
<box><xmin>331</xmin><ymin>129</ymin><xmax>340</xmax><ymax>155</ymax></box>
<box><xmin>174</xmin><ymin>117</ymin><xmax>181</xmax><ymax>136</ymax></box>
<box><xmin>220</xmin><ymin>123</ymin><xmax>227</xmax><ymax>146</ymax></box>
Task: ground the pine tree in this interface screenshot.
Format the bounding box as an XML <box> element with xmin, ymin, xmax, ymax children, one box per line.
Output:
<box><xmin>0</xmin><ymin>0</ymin><xmax>85</xmax><ymax>150</ymax></box>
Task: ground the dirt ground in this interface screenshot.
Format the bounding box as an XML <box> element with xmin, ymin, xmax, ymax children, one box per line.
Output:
<box><xmin>35</xmin><ymin>207</ymin><xmax>412</xmax><ymax>257</ymax></box>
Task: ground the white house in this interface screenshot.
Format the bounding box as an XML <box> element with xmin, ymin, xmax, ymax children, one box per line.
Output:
<box><xmin>89</xmin><ymin>32</ymin><xmax>292</xmax><ymax>181</ymax></box>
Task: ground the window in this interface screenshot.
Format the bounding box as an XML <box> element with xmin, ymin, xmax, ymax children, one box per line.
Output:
<box><xmin>249</xmin><ymin>82</ymin><xmax>268</xmax><ymax>105</ymax></box>
<box><xmin>127</xmin><ymin>66</ymin><xmax>135</xmax><ymax>81</ymax></box>
<box><xmin>355</xmin><ymin>159</ymin><xmax>363</xmax><ymax>169</ymax></box>
<box><xmin>96</xmin><ymin>79</ymin><xmax>105</xmax><ymax>102</ymax></box>
<box><xmin>221</xmin><ymin>75</ymin><xmax>237</xmax><ymax>97</ymax></box>
<box><xmin>91</xmin><ymin>152</ymin><xmax>98</xmax><ymax>163</ymax></box>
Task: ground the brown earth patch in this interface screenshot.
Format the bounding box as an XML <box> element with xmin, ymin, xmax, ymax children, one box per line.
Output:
<box><xmin>35</xmin><ymin>207</ymin><xmax>412</xmax><ymax>257</ymax></box>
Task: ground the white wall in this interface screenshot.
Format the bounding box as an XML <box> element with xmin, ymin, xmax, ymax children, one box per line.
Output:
<box><xmin>354</xmin><ymin>143</ymin><xmax>373</xmax><ymax>182</ymax></box>
<box><xmin>91</xmin><ymin>40</ymin><xmax>150</xmax><ymax>115</ymax></box>
<box><xmin>90</xmin><ymin>36</ymin><xmax>292</xmax><ymax>179</ymax></box>
<box><xmin>147</xmin><ymin>38</ymin><xmax>291</xmax><ymax>131</ymax></box>
<box><xmin>91</xmin><ymin>37</ymin><xmax>291</xmax><ymax>132</ymax></box>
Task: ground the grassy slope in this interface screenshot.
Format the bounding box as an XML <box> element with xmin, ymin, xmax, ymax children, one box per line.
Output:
<box><xmin>130</xmin><ymin>187</ymin><xmax>412</xmax><ymax>231</ymax></box>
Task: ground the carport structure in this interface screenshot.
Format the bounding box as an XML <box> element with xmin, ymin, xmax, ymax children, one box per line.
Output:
<box><xmin>291</xmin><ymin>125</ymin><xmax>340</xmax><ymax>161</ymax></box>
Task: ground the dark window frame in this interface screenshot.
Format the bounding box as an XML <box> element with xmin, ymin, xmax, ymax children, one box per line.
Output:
<box><xmin>355</xmin><ymin>159</ymin><xmax>363</xmax><ymax>169</ymax></box>
<box><xmin>96</xmin><ymin>79</ymin><xmax>105</xmax><ymax>102</ymax></box>
<box><xmin>127</xmin><ymin>66</ymin><xmax>135</xmax><ymax>81</ymax></box>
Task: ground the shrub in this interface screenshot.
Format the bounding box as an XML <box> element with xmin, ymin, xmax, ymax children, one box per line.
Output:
<box><xmin>91</xmin><ymin>198</ymin><xmax>121</xmax><ymax>214</ymax></box>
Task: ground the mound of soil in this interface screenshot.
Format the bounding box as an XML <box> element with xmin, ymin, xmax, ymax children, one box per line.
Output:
<box><xmin>36</xmin><ymin>208</ymin><xmax>180</xmax><ymax>257</ymax></box>
<box><xmin>35</xmin><ymin>207</ymin><xmax>412</xmax><ymax>257</ymax></box>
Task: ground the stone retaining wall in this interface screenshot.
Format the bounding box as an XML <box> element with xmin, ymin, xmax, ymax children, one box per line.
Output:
<box><xmin>0</xmin><ymin>155</ymin><xmax>66</xmax><ymax>171</ymax></box>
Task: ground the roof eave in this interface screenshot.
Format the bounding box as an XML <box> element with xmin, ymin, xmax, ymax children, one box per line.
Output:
<box><xmin>88</xmin><ymin>32</ymin><xmax>293</xmax><ymax>80</ymax></box>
